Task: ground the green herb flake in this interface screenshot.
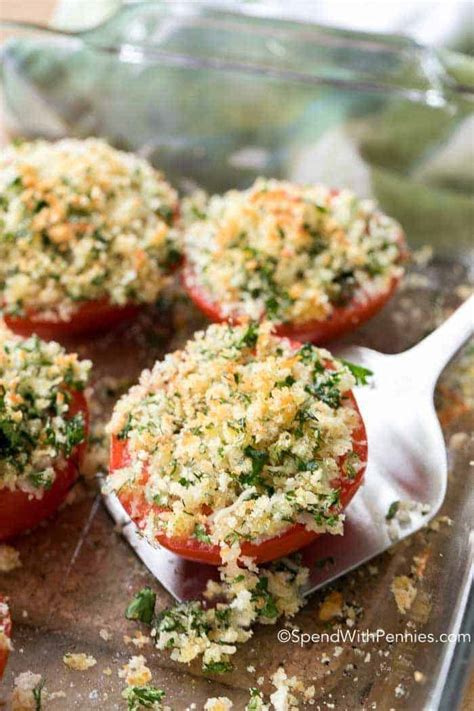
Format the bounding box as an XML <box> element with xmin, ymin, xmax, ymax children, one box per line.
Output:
<box><xmin>125</xmin><ymin>587</ymin><xmax>157</xmax><ymax>625</ymax></box>
<box><xmin>123</xmin><ymin>684</ymin><xmax>166</xmax><ymax>710</ymax></box>
<box><xmin>32</xmin><ymin>678</ymin><xmax>46</xmax><ymax>711</ymax></box>
<box><xmin>341</xmin><ymin>360</ymin><xmax>373</xmax><ymax>386</ymax></box>
<box><xmin>193</xmin><ymin>523</ymin><xmax>211</xmax><ymax>545</ymax></box>
<box><xmin>203</xmin><ymin>660</ymin><xmax>233</xmax><ymax>674</ymax></box>
<box><xmin>386</xmin><ymin>501</ymin><xmax>400</xmax><ymax>520</ymax></box>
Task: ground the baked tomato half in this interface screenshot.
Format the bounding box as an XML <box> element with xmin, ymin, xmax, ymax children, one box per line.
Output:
<box><xmin>0</xmin><ymin>390</ymin><xmax>89</xmax><ymax>541</ymax></box>
<box><xmin>109</xmin><ymin>386</ymin><xmax>367</xmax><ymax>566</ymax></box>
<box><xmin>4</xmin><ymin>299</ymin><xmax>142</xmax><ymax>341</ymax></box>
<box><xmin>182</xmin><ymin>264</ymin><xmax>403</xmax><ymax>345</ymax></box>
<box><xmin>0</xmin><ymin>596</ymin><xmax>12</xmax><ymax>679</ymax></box>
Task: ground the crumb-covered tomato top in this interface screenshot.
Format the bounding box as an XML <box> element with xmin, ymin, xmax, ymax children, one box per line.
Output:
<box><xmin>106</xmin><ymin>322</ymin><xmax>365</xmax><ymax>548</ymax></box>
<box><xmin>0</xmin><ymin>138</ymin><xmax>179</xmax><ymax>320</ymax></box>
<box><xmin>0</xmin><ymin>325</ymin><xmax>91</xmax><ymax>495</ymax></box>
<box><xmin>183</xmin><ymin>178</ymin><xmax>405</xmax><ymax>325</ymax></box>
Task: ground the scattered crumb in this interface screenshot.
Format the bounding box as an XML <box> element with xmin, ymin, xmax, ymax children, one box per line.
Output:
<box><xmin>204</xmin><ymin>698</ymin><xmax>233</xmax><ymax>711</ymax></box>
<box><xmin>0</xmin><ymin>544</ymin><xmax>21</xmax><ymax>572</ymax></box>
<box><xmin>103</xmin><ymin>667</ymin><xmax>112</xmax><ymax>676</ymax></box>
<box><xmin>318</xmin><ymin>591</ymin><xmax>343</xmax><ymax>621</ymax></box>
<box><xmin>63</xmin><ymin>653</ymin><xmax>97</xmax><ymax>671</ymax></box>
<box><xmin>391</xmin><ymin>576</ymin><xmax>417</xmax><ymax>614</ymax></box>
<box><xmin>119</xmin><ymin>655</ymin><xmax>152</xmax><ymax>686</ymax></box>
<box><xmin>124</xmin><ymin>630</ymin><xmax>151</xmax><ymax>648</ymax></box>
<box><xmin>414</xmin><ymin>671</ymin><xmax>426</xmax><ymax>683</ymax></box>
<box><xmin>428</xmin><ymin>516</ymin><xmax>453</xmax><ymax>531</ymax></box>
<box><xmin>247</xmin><ymin>665</ymin><xmax>256</xmax><ymax>673</ymax></box>
<box><xmin>333</xmin><ymin>646</ymin><xmax>343</xmax><ymax>658</ymax></box>
<box><xmin>11</xmin><ymin>672</ymin><xmax>45</xmax><ymax>711</ymax></box>
<box><xmin>270</xmin><ymin>667</ymin><xmax>302</xmax><ymax>710</ymax></box>
<box><xmin>394</xmin><ymin>683</ymin><xmax>406</xmax><ymax>698</ymax></box>
<box><xmin>411</xmin><ymin>245</ymin><xmax>433</xmax><ymax>267</ymax></box>
<box><xmin>449</xmin><ymin>432</ymin><xmax>469</xmax><ymax>450</ymax></box>
<box><xmin>411</xmin><ymin>551</ymin><xmax>429</xmax><ymax>579</ymax></box>
<box><xmin>99</xmin><ymin>628</ymin><xmax>111</xmax><ymax>642</ymax></box>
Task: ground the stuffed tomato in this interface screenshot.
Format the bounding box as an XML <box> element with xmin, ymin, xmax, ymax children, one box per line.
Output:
<box><xmin>107</xmin><ymin>321</ymin><xmax>368</xmax><ymax>565</ymax></box>
<box><xmin>0</xmin><ymin>138</ymin><xmax>180</xmax><ymax>339</ymax></box>
<box><xmin>0</xmin><ymin>326</ymin><xmax>90</xmax><ymax>540</ymax></box>
<box><xmin>182</xmin><ymin>179</ymin><xmax>406</xmax><ymax>344</ymax></box>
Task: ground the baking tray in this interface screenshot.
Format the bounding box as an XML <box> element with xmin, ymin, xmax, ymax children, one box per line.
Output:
<box><xmin>0</xmin><ymin>3</ymin><xmax>473</xmax><ymax>708</ymax></box>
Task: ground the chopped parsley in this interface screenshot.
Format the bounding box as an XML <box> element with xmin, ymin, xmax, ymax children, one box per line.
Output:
<box><xmin>203</xmin><ymin>660</ymin><xmax>234</xmax><ymax>674</ymax></box>
<box><xmin>123</xmin><ymin>685</ymin><xmax>166</xmax><ymax>710</ymax></box>
<box><xmin>341</xmin><ymin>360</ymin><xmax>373</xmax><ymax>386</ymax></box>
<box><xmin>193</xmin><ymin>524</ymin><xmax>212</xmax><ymax>545</ymax></box>
<box><xmin>32</xmin><ymin>678</ymin><xmax>46</xmax><ymax>711</ymax></box>
<box><xmin>386</xmin><ymin>501</ymin><xmax>400</xmax><ymax>520</ymax></box>
<box><xmin>125</xmin><ymin>587</ymin><xmax>157</xmax><ymax>625</ymax></box>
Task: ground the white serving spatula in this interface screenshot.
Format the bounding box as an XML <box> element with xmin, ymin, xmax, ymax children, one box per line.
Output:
<box><xmin>104</xmin><ymin>295</ymin><xmax>473</xmax><ymax>602</ymax></box>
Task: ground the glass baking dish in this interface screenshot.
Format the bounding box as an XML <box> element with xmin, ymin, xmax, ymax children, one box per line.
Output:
<box><xmin>0</xmin><ymin>2</ymin><xmax>473</xmax><ymax>709</ymax></box>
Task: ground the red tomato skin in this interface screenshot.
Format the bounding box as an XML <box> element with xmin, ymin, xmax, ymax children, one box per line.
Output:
<box><xmin>109</xmin><ymin>390</ymin><xmax>367</xmax><ymax>566</ymax></box>
<box><xmin>182</xmin><ymin>264</ymin><xmax>403</xmax><ymax>345</ymax></box>
<box><xmin>0</xmin><ymin>595</ymin><xmax>12</xmax><ymax>679</ymax></box>
<box><xmin>4</xmin><ymin>300</ymin><xmax>142</xmax><ymax>340</ymax></box>
<box><xmin>0</xmin><ymin>391</ymin><xmax>89</xmax><ymax>541</ymax></box>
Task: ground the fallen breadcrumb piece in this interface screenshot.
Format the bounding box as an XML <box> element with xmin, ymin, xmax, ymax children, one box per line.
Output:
<box><xmin>11</xmin><ymin>672</ymin><xmax>46</xmax><ymax>711</ymax></box>
<box><xmin>99</xmin><ymin>628</ymin><xmax>111</xmax><ymax>642</ymax></box>
<box><xmin>428</xmin><ymin>516</ymin><xmax>453</xmax><ymax>531</ymax></box>
<box><xmin>414</xmin><ymin>671</ymin><xmax>426</xmax><ymax>683</ymax></box>
<box><xmin>245</xmin><ymin>687</ymin><xmax>269</xmax><ymax>710</ymax></box>
<box><xmin>0</xmin><ymin>544</ymin><xmax>21</xmax><ymax>572</ymax></box>
<box><xmin>270</xmin><ymin>667</ymin><xmax>302</xmax><ymax>711</ymax></box>
<box><xmin>318</xmin><ymin>591</ymin><xmax>343</xmax><ymax>621</ymax></box>
<box><xmin>63</xmin><ymin>652</ymin><xmax>97</xmax><ymax>671</ymax></box>
<box><xmin>394</xmin><ymin>683</ymin><xmax>406</xmax><ymax>698</ymax></box>
<box><xmin>204</xmin><ymin>697</ymin><xmax>233</xmax><ymax>711</ymax></box>
<box><xmin>103</xmin><ymin>667</ymin><xmax>112</xmax><ymax>676</ymax></box>
<box><xmin>124</xmin><ymin>631</ymin><xmax>151</xmax><ymax>649</ymax></box>
<box><xmin>411</xmin><ymin>551</ymin><xmax>429</xmax><ymax>579</ymax></box>
<box><xmin>391</xmin><ymin>576</ymin><xmax>417</xmax><ymax>614</ymax></box>
<box><xmin>119</xmin><ymin>655</ymin><xmax>152</xmax><ymax>686</ymax></box>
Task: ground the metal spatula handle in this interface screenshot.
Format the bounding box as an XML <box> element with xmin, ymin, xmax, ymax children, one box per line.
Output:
<box><xmin>397</xmin><ymin>295</ymin><xmax>474</xmax><ymax>390</ymax></box>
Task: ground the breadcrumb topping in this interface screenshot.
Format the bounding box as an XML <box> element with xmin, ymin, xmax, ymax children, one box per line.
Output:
<box><xmin>106</xmin><ymin>322</ymin><xmax>363</xmax><ymax>548</ymax></box>
<box><xmin>152</xmin><ymin>547</ymin><xmax>308</xmax><ymax>671</ymax></box>
<box><xmin>63</xmin><ymin>652</ymin><xmax>97</xmax><ymax>671</ymax></box>
<box><xmin>119</xmin><ymin>655</ymin><xmax>152</xmax><ymax>686</ymax></box>
<box><xmin>184</xmin><ymin>178</ymin><xmax>404</xmax><ymax>325</ymax></box>
<box><xmin>0</xmin><ymin>138</ymin><xmax>179</xmax><ymax>319</ymax></box>
<box><xmin>0</xmin><ymin>325</ymin><xmax>90</xmax><ymax>494</ymax></box>
<box><xmin>205</xmin><ymin>698</ymin><xmax>233</xmax><ymax>711</ymax></box>
<box><xmin>390</xmin><ymin>576</ymin><xmax>417</xmax><ymax>615</ymax></box>
<box><xmin>0</xmin><ymin>544</ymin><xmax>21</xmax><ymax>572</ymax></box>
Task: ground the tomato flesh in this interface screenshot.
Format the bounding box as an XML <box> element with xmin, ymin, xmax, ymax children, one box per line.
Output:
<box><xmin>0</xmin><ymin>390</ymin><xmax>89</xmax><ymax>541</ymax></box>
<box><xmin>4</xmin><ymin>299</ymin><xmax>142</xmax><ymax>340</ymax></box>
<box><xmin>183</xmin><ymin>264</ymin><xmax>403</xmax><ymax>345</ymax></box>
<box><xmin>109</xmin><ymin>368</ymin><xmax>368</xmax><ymax>565</ymax></box>
<box><xmin>0</xmin><ymin>596</ymin><xmax>11</xmax><ymax>679</ymax></box>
